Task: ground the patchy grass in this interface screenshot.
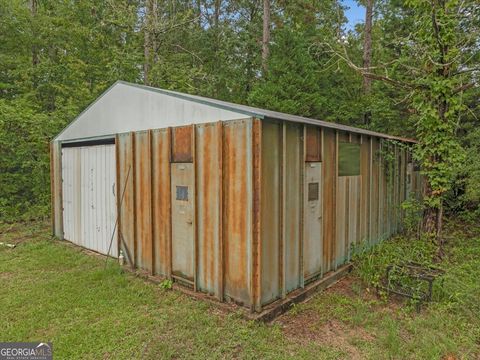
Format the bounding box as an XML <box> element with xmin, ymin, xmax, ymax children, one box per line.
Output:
<box><xmin>279</xmin><ymin>220</ymin><xmax>480</xmax><ymax>360</ymax></box>
<box><xmin>0</xmin><ymin>220</ymin><xmax>479</xmax><ymax>359</ymax></box>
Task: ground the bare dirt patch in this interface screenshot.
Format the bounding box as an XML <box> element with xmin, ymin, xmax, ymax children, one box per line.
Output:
<box><xmin>277</xmin><ymin>309</ymin><xmax>374</xmax><ymax>359</ymax></box>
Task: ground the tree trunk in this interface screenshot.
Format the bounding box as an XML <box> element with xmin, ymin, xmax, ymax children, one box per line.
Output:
<box><xmin>30</xmin><ymin>0</ymin><xmax>39</xmax><ymax>67</ymax></box>
<box><xmin>362</xmin><ymin>0</ymin><xmax>373</xmax><ymax>93</ymax></box>
<box><xmin>362</xmin><ymin>0</ymin><xmax>373</xmax><ymax>125</ymax></box>
<box><xmin>144</xmin><ymin>0</ymin><xmax>157</xmax><ymax>86</ymax></box>
<box><xmin>422</xmin><ymin>178</ymin><xmax>443</xmax><ymax>244</ymax></box>
<box><xmin>262</xmin><ymin>0</ymin><xmax>270</xmax><ymax>73</ymax></box>
<box><xmin>214</xmin><ymin>0</ymin><xmax>221</xmax><ymax>28</ymax></box>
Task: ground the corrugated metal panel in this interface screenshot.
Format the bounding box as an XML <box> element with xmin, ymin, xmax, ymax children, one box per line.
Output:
<box><xmin>336</xmin><ymin>176</ymin><xmax>347</xmax><ymax>265</ymax></box>
<box><xmin>371</xmin><ymin>138</ymin><xmax>380</xmax><ymax>243</ymax></box>
<box><xmin>322</xmin><ymin>128</ymin><xmax>336</xmax><ymax>272</ymax></box>
<box><xmin>223</xmin><ymin>119</ymin><xmax>252</xmax><ymax>305</ymax></box>
<box><xmin>151</xmin><ymin>128</ymin><xmax>171</xmax><ymax>277</ymax></box>
<box><xmin>172</xmin><ymin>125</ymin><xmax>193</xmax><ymax>162</ymax></box>
<box><xmin>283</xmin><ymin>123</ymin><xmax>302</xmax><ymax>293</ymax></box>
<box><xmin>52</xmin><ymin>141</ymin><xmax>64</xmax><ymax>239</ymax></box>
<box><xmin>196</xmin><ymin>123</ymin><xmax>221</xmax><ymax>296</ymax></box>
<box><xmin>252</xmin><ymin>119</ymin><xmax>262</xmax><ymax>310</ymax></box>
<box><xmin>260</xmin><ymin>120</ymin><xmax>281</xmax><ymax>304</ymax></box>
<box><xmin>62</xmin><ymin>145</ymin><xmax>117</xmax><ymax>256</ymax></box>
<box><xmin>134</xmin><ymin>131</ymin><xmax>153</xmax><ymax>271</ymax></box>
<box><xmin>304</xmin><ymin>162</ymin><xmax>323</xmax><ymax>278</ymax></box>
<box><xmin>117</xmin><ymin>133</ymin><xmax>135</xmax><ymax>266</ymax></box>
<box><xmin>171</xmin><ymin>162</ymin><xmax>195</xmax><ymax>280</ymax></box>
<box><xmin>305</xmin><ymin>125</ymin><xmax>321</xmax><ymax>161</ymax></box>
<box><xmin>360</xmin><ymin>137</ymin><xmax>370</xmax><ymax>243</ymax></box>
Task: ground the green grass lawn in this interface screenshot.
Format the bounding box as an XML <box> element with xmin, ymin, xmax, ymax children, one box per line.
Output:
<box><xmin>0</xmin><ymin>221</ymin><xmax>479</xmax><ymax>359</ymax></box>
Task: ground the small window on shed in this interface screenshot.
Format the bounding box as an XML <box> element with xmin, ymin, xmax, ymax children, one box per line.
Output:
<box><xmin>338</xmin><ymin>142</ymin><xmax>360</xmax><ymax>176</ymax></box>
<box><xmin>176</xmin><ymin>186</ymin><xmax>189</xmax><ymax>201</ymax></box>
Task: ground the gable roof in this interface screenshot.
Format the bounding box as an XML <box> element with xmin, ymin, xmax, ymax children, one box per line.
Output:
<box><xmin>55</xmin><ymin>80</ymin><xmax>416</xmax><ymax>143</ymax></box>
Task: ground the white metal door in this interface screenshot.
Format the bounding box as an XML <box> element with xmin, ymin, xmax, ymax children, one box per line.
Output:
<box><xmin>62</xmin><ymin>145</ymin><xmax>117</xmax><ymax>256</ymax></box>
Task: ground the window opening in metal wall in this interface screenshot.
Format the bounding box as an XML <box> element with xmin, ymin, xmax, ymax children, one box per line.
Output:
<box><xmin>338</xmin><ymin>142</ymin><xmax>360</xmax><ymax>176</ymax></box>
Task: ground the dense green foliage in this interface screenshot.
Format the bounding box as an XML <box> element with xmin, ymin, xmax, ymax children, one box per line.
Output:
<box><xmin>0</xmin><ymin>0</ymin><xmax>478</xmax><ymax>222</ymax></box>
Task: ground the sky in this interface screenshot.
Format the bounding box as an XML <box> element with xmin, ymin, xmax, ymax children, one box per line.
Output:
<box><xmin>342</xmin><ymin>0</ymin><xmax>365</xmax><ymax>31</ymax></box>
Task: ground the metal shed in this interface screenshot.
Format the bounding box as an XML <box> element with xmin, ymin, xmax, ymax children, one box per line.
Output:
<box><xmin>51</xmin><ymin>81</ymin><xmax>422</xmax><ymax>313</ymax></box>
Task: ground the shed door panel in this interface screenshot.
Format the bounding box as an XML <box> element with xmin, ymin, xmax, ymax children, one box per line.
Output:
<box><xmin>304</xmin><ymin>162</ymin><xmax>323</xmax><ymax>279</ymax></box>
<box><xmin>171</xmin><ymin>163</ymin><xmax>195</xmax><ymax>281</ymax></box>
<box><xmin>62</xmin><ymin>145</ymin><xmax>117</xmax><ymax>257</ymax></box>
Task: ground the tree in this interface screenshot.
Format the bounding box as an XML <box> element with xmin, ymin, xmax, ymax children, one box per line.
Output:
<box><xmin>324</xmin><ymin>0</ymin><xmax>478</xmax><ymax>245</ymax></box>
<box><xmin>248</xmin><ymin>28</ymin><xmax>322</xmax><ymax>117</ymax></box>
<box><xmin>362</xmin><ymin>0</ymin><xmax>373</xmax><ymax>94</ymax></box>
<box><xmin>262</xmin><ymin>0</ymin><xmax>271</xmax><ymax>72</ymax></box>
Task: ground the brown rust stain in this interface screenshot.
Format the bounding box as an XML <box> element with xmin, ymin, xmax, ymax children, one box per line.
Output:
<box><xmin>322</xmin><ymin>129</ymin><xmax>336</xmax><ymax>272</ymax></box>
<box><xmin>171</xmin><ymin>125</ymin><xmax>193</xmax><ymax>162</ymax></box>
<box><xmin>371</xmin><ymin>138</ymin><xmax>380</xmax><ymax>242</ymax></box>
<box><xmin>260</xmin><ymin>120</ymin><xmax>281</xmax><ymax>304</ymax></box>
<box><xmin>134</xmin><ymin>131</ymin><xmax>153</xmax><ymax>272</ymax></box>
<box><xmin>305</xmin><ymin>125</ymin><xmax>321</xmax><ymax>162</ymax></box>
<box><xmin>151</xmin><ymin>129</ymin><xmax>171</xmax><ymax>276</ymax></box>
<box><xmin>360</xmin><ymin>137</ymin><xmax>370</xmax><ymax>242</ymax></box>
<box><xmin>50</xmin><ymin>143</ymin><xmax>55</xmax><ymax>235</ymax></box>
<box><xmin>284</xmin><ymin>123</ymin><xmax>302</xmax><ymax>293</ymax></box>
<box><xmin>252</xmin><ymin>119</ymin><xmax>262</xmax><ymax>310</ymax></box>
<box><xmin>223</xmin><ymin>120</ymin><xmax>250</xmax><ymax>305</ymax></box>
<box><xmin>117</xmin><ymin>133</ymin><xmax>135</xmax><ymax>266</ymax></box>
<box><xmin>196</xmin><ymin>123</ymin><xmax>220</xmax><ymax>296</ymax></box>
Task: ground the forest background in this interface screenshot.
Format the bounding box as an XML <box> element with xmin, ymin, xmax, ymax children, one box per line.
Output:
<box><xmin>0</xmin><ymin>0</ymin><xmax>478</xmax><ymax>240</ymax></box>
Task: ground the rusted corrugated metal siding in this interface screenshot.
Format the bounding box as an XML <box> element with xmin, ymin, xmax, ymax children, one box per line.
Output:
<box><xmin>134</xmin><ymin>131</ymin><xmax>153</xmax><ymax>271</ymax></box>
<box><xmin>371</xmin><ymin>138</ymin><xmax>380</xmax><ymax>243</ymax></box>
<box><xmin>260</xmin><ymin>120</ymin><xmax>281</xmax><ymax>304</ymax></box>
<box><xmin>360</xmin><ymin>136</ymin><xmax>371</xmax><ymax>243</ymax></box>
<box><xmin>322</xmin><ymin>128</ymin><xmax>337</xmax><ymax>272</ymax></box>
<box><xmin>196</xmin><ymin>122</ymin><xmax>222</xmax><ymax>297</ymax></box>
<box><xmin>223</xmin><ymin>119</ymin><xmax>253</xmax><ymax>305</ymax></box>
<box><xmin>251</xmin><ymin>119</ymin><xmax>262</xmax><ymax>311</ymax></box>
<box><xmin>51</xmin><ymin>141</ymin><xmax>64</xmax><ymax>239</ymax></box>
<box><xmin>53</xmin><ymin>114</ymin><xmax>421</xmax><ymax>313</ymax></box>
<box><xmin>151</xmin><ymin>128</ymin><xmax>171</xmax><ymax>277</ymax></box>
<box><xmin>283</xmin><ymin>123</ymin><xmax>302</xmax><ymax>294</ymax></box>
<box><xmin>117</xmin><ymin>132</ymin><xmax>135</xmax><ymax>267</ymax></box>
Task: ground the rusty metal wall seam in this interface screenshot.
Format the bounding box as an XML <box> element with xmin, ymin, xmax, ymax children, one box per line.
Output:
<box><xmin>300</xmin><ymin>126</ymin><xmax>306</xmax><ymax>287</ymax></box>
<box><xmin>217</xmin><ymin>121</ymin><xmax>224</xmax><ymax>301</ymax></box>
<box><xmin>246</xmin><ymin>119</ymin><xmax>254</xmax><ymax>308</ymax></box>
<box><xmin>280</xmin><ymin>122</ymin><xmax>286</xmax><ymax>299</ymax></box>
<box><xmin>320</xmin><ymin>127</ymin><xmax>324</xmax><ymax>277</ymax></box>
<box><xmin>251</xmin><ymin>119</ymin><xmax>262</xmax><ymax>311</ymax></box>
<box><xmin>53</xmin><ymin>141</ymin><xmax>64</xmax><ymax>239</ymax></box>
<box><xmin>193</xmin><ymin>124</ymin><xmax>198</xmax><ymax>291</ymax></box>
<box><xmin>132</xmin><ymin>132</ymin><xmax>137</xmax><ymax>267</ymax></box>
<box><xmin>115</xmin><ymin>135</ymin><xmax>121</xmax><ymax>257</ymax></box>
<box><xmin>368</xmin><ymin>136</ymin><xmax>373</xmax><ymax>245</ymax></box>
<box><xmin>149</xmin><ymin>130</ymin><xmax>155</xmax><ymax>275</ymax></box>
<box><xmin>50</xmin><ymin>143</ymin><xmax>55</xmax><ymax>235</ymax></box>
<box><xmin>167</xmin><ymin>127</ymin><xmax>173</xmax><ymax>278</ymax></box>
<box><xmin>334</xmin><ymin>130</ymin><xmax>338</xmax><ymax>270</ymax></box>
